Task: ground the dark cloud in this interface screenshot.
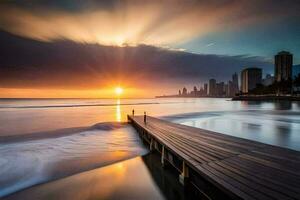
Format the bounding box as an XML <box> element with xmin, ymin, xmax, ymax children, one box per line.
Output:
<box><xmin>2</xmin><ymin>0</ymin><xmax>300</xmax><ymax>17</ymax></box>
<box><xmin>0</xmin><ymin>31</ymin><xmax>272</xmax><ymax>89</ymax></box>
<box><xmin>0</xmin><ymin>0</ymin><xmax>117</xmax><ymax>12</ymax></box>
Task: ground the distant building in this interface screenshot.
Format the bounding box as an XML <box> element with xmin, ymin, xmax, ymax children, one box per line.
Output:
<box><xmin>182</xmin><ymin>87</ymin><xmax>187</xmax><ymax>96</ymax></box>
<box><xmin>293</xmin><ymin>65</ymin><xmax>300</xmax><ymax>79</ymax></box>
<box><xmin>262</xmin><ymin>74</ymin><xmax>274</xmax><ymax>86</ymax></box>
<box><xmin>292</xmin><ymin>65</ymin><xmax>300</xmax><ymax>94</ymax></box>
<box><xmin>204</xmin><ymin>83</ymin><xmax>208</xmax><ymax>95</ymax></box>
<box><xmin>178</xmin><ymin>90</ymin><xmax>181</xmax><ymax>96</ymax></box>
<box><xmin>226</xmin><ymin>73</ymin><xmax>239</xmax><ymax>97</ymax></box>
<box><xmin>232</xmin><ymin>72</ymin><xmax>239</xmax><ymax>94</ymax></box>
<box><xmin>208</xmin><ymin>79</ymin><xmax>216</xmax><ymax>96</ymax></box>
<box><xmin>227</xmin><ymin>80</ymin><xmax>234</xmax><ymax>97</ymax></box>
<box><xmin>225</xmin><ymin>82</ymin><xmax>230</xmax><ymax>97</ymax></box>
<box><xmin>275</xmin><ymin>51</ymin><xmax>293</xmax><ymax>82</ymax></box>
<box><xmin>241</xmin><ymin>68</ymin><xmax>262</xmax><ymax>93</ymax></box>
<box><xmin>193</xmin><ymin>86</ymin><xmax>198</xmax><ymax>96</ymax></box>
<box><xmin>216</xmin><ymin>82</ymin><xmax>224</xmax><ymax>96</ymax></box>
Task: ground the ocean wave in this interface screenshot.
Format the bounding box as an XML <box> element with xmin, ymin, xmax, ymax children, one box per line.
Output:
<box><xmin>0</xmin><ymin>122</ymin><xmax>127</xmax><ymax>144</ymax></box>
<box><xmin>0</xmin><ymin>122</ymin><xmax>148</xmax><ymax>198</ymax></box>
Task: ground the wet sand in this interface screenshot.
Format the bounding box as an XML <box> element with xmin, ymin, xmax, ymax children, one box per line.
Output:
<box><xmin>4</xmin><ymin>154</ymin><xmax>204</xmax><ymax>200</ymax></box>
<box><xmin>0</xmin><ymin>125</ymin><xmax>148</xmax><ymax>197</ymax></box>
<box><xmin>4</xmin><ymin>156</ymin><xmax>164</xmax><ymax>200</ymax></box>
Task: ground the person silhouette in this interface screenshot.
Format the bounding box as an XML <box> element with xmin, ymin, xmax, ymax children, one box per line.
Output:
<box><xmin>144</xmin><ymin>111</ymin><xmax>147</xmax><ymax>123</ymax></box>
<box><xmin>132</xmin><ymin>109</ymin><xmax>135</xmax><ymax>116</ymax></box>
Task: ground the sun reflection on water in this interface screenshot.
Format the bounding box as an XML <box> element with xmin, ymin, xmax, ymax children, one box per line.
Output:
<box><xmin>116</xmin><ymin>99</ymin><xmax>122</xmax><ymax>122</ymax></box>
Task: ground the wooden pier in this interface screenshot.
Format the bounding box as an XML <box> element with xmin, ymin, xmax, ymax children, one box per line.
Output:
<box><xmin>128</xmin><ymin>115</ymin><xmax>300</xmax><ymax>200</ymax></box>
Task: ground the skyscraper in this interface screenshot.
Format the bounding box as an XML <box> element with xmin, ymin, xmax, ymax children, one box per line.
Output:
<box><xmin>275</xmin><ymin>51</ymin><xmax>293</xmax><ymax>82</ymax></box>
<box><xmin>262</xmin><ymin>74</ymin><xmax>274</xmax><ymax>86</ymax></box>
<box><xmin>193</xmin><ymin>86</ymin><xmax>197</xmax><ymax>96</ymax></box>
<box><xmin>241</xmin><ymin>68</ymin><xmax>262</xmax><ymax>93</ymax></box>
<box><xmin>204</xmin><ymin>83</ymin><xmax>208</xmax><ymax>95</ymax></box>
<box><xmin>228</xmin><ymin>80</ymin><xmax>234</xmax><ymax>97</ymax></box>
<box><xmin>293</xmin><ymin>65</ymin><xmax>300</xmax><ymax>79</ymax></box>
<box><xmin>182</xmin><ymin>87</ymin><xmax>187</xmax><ymax>96</ymax></box>
<box><xmin>208</xmin><ymin>79</ymin><xmax>216</xmax><ymax>96</ymax></box>
<box><xmin>232</xmin><ymin>72</ymin><xmax>239</xmax><ymax>94</ymax></box>
<box><xmin>216</xmin><ymin>82</ymin><xmax>224</xmax><ymax>96</ymax></box>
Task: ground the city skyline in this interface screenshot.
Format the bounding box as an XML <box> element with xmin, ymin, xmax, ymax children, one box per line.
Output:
<box><xmin>165</xmin><ymin>51</ymin><xmax>300</xmax><ymax>97</ymax></box>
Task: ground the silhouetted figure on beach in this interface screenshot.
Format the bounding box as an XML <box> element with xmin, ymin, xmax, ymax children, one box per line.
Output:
<box><xmin>144</xmin><ymin>112</ymin><xmax>147</xmax><ymax>123</ymax></box>
<box><xmin>132</xmin><ymin>109</ymin><xmax>135</xmax><ymax>116</ymax></box>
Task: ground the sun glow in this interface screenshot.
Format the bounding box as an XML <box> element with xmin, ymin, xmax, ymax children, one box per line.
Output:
<box><xmin>115</xmin><ymin>87</ymin><xmax>124</xmax><ymax>96</ymax></box>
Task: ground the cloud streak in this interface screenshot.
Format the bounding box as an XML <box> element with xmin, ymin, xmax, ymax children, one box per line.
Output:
<box><xmin>0</xmin><ymin>0</ymin><xmax>299</xmax><ymax>46</ymax></box>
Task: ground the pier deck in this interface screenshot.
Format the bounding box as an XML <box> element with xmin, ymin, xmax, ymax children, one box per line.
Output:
<box><xmin>128</xmin><ymin>115</ymin><xmax>300</xmax><ymax>200</ymax></box>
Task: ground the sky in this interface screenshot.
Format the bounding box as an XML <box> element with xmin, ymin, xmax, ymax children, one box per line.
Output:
<box><xmin>0</xmin><ymin>0</ymin><xmax>300</xmax><ymax>98</ymax></box>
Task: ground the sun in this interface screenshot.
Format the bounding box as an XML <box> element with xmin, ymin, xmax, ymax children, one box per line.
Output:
<box><xmin>115</xmin><ymin>87</ymin><xmax>123</xmax><ymax>95</ymax></box>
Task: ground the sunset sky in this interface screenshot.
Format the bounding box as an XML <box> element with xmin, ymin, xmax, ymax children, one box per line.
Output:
<box><xmin>0</xmin><ymin>0</ymin><xmax>300</xmax><ymax>98</ymax></box>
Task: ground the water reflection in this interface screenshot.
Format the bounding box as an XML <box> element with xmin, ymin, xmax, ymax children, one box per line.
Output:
<box><xmin>240</xmin><ymin>100</ymin><xmax>293</xmax><ymax>110</ymax></box>
<box><xmin>274</xmin><ymin>101</ymin><xmax>292</xmax><ymax>110</ymax></box>
<box><xmin>241</xmin><ymin>101</ymin><xmax>262</xmax><ymax>106</ymax></box>
<box><xmin>4</xmin><ymin>156</ymin><xmax>165</xmax><ymax>200</ymax></box>
<box><xmin>116</xmin><ymin>99</ymin><xmax>122</xmax><ymax>122</ymax></box>
<box><xmin>5</xmin><ymin>153</ymin><xmax>209</xmax><ymax>200</ymax></box>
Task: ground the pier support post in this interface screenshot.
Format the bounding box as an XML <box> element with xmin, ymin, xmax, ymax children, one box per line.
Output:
<box><xmin>179</xmin><ymin>161</ymin><xmax>189</xmax><ymax>185</ymax></box>
<box><xmin>127</xmin><ymin>115</ymin><xmax>131</xmax><ymax>123</ymax></box>
<box><xmin>150</xmin><ymin>138</ymin><xmax>154</xmax><ymax>151</ymax></box>
<box><xmin>161</xmin><ymin>145</ymin><xmax>166</xmax><ymax>167</ymax></box>
<box><xmin>154</xmin><ymin>141</ymin><xmax>158</xmax><ymax>150</ymax></box>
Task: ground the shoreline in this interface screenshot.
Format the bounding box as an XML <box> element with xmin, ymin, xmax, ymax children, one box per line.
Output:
<box><xmin>232</xmin><ymin>95</ymin><xmax>300</xmax><ymax>101</ymax></box>
<box><xmin>155</xmin><ymin>96</ymin><xmax>229</xmax><ymax>98</ymax></box>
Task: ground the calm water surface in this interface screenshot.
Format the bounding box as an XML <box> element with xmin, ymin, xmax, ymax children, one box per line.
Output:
<box><xmin>0</xmin><ymin>98</ymin><xmax>300</xmax><ymax>198</ymax></box>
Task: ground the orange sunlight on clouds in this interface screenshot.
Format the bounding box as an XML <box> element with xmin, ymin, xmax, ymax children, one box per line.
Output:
<box><xmin>0</xmin><ymin>2</ymin><xmax>235</xmax><ymax>47</ymax></box>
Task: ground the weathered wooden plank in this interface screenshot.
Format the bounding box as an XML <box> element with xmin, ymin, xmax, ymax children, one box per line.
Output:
<box><xmin>225</xmin><ymin>156</ymin><xmax>300</xmax><ymax>187</ymax></box>
<box><xmin>221</xmin><ymin>159</ymin><xmax>300</xmax><ymax>198</ymax></box>
<box><xmin>149</xmin><ymin>122</ymin><xmax>237</xmax><ymax>158</ymax></box>
<box><xmin>246</xmin><ymin>150</ymin><xmax>300</xmax><ymax>171</ymax></box>
<box><xmin>210</xmin><ymin>161</ymin><xmax>295</xmax><ymax>200</ymax></box>
<box><xmin>149</xmin><ymin>124</ymin><xmax>228</xmax><ymax>161</ymax></box>
<box><xmin>198</xmin><ymin>164</ymin><xmax>271</xmax><ymax>200</ymax></box>
<box><xmin>239</xmin><ymin>154</ymin><xmax>300</xmax><ymax>176</ymax></box>
<box><xmin>195</xmin><ymin>165</ymin><xmax>254</xmax><ymax>200</ymax></box>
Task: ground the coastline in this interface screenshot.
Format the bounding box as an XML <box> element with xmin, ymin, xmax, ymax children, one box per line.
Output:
<box><xmin>232</xmin><ymin>95</ymin><xmax>300</xmax><ymax>101</ymax></box>
<box><xmin>155</xmin><ymin>95</ymin><xmax>229</xmax><ymax>98</ymax></box>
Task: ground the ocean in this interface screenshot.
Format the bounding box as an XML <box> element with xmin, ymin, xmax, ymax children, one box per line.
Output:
<box><xmin>1</xmin><ymin>98</ymin><xmax>300</xmax><ymax>199</ymax></box>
